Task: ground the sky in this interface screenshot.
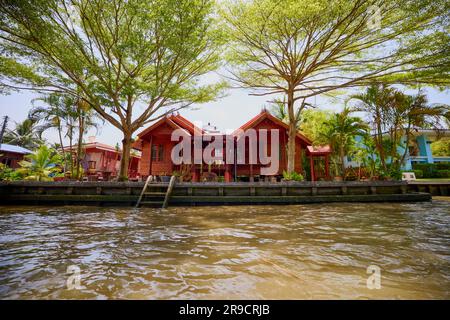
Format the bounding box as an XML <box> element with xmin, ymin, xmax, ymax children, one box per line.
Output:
<box><xmin>0</xmin><ymin>81</ymin><xmax>449</xmax><ymax>147</ymax></box>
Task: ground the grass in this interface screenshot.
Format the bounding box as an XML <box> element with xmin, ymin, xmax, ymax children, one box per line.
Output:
<box><xmin>415</xmin><ymin>178</ymin><xmax>450</xmax><ymax>182</ymax></box>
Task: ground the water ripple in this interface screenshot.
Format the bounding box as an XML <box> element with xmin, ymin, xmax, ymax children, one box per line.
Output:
<box><xmin>0</xmin><ymin>200</ymin><xmax>449</xmax><ymax>299</ymax></box>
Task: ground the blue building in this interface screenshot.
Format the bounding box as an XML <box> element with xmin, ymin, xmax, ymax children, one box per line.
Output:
<box><xmin>345</xmin><ymin>129</ymin><xmax>450</xmax><ymax>170</ymax></box>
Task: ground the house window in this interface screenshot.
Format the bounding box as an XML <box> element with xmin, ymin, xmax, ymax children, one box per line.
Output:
<box><xmin>151</xmin><ymin>144</ymin><xmax>164</xmax><ymax>161</ymax></box>
<box><xmin>88</xmin><ymin>161</ymin><xmax>96</xmax><ymax>170</ymax></box>
<box><xmin>158</xmin><ymin>145</ymin><xmax>164</xmax><ymax>161</ymax></box>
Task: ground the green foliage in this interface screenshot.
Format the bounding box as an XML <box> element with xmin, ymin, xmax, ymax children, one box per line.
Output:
<box><xmin>412</xmin><ymin>163</ymin><xmax>450</xmax><ymax>178</ymax></box>
<box><xmin>3</xmin><ymin>117</ymin><xmax>44</xmax><ymax>149</ymax></box>
<box><xmin>321</xmin><ymin>107</ymin><xmax>368</xmax><ymax>178</ymax></box>
<box><xmin>298</xmin><ymin>109</ymin><xmax>333</xmax><ymax>145</ymax></box>
<box><xmin>436</xmin><ymin>163</ymin><xmax>450</xmax><ymax>170</ymax></box>
<box><xmin>18</xmin><ymin>145</ymin><xmax>63</xmax><ymax>181</ymax></box>
<box><xmin>387</xmin><ymin>166</ymin><xmax>403</xmax><ymax>180</ymax></box>
<box><xmin>436</xmin><ymin>170</ymin><xmax>450</xmax><ymax>178</ymax></box>
<box><xmin>412</xmin><ymin>169</ymin><xmax>423</xmax><ymax>179</ymax></box>
<box><xmin>222</xmin><ymin>0</ymin><xmax>449</xmax><ymax>174</ymax></box>
<box><xmin>0</xmin><ymin>0</ymin><xmax>226</xmax><ymax>179</ymax></box>
<box><xmin>431</xmin><ymin>138</ymin><xmax>450</xmax><ymax>157</ymax></box>
<box><xmin>0</xmin><ymin>163</ymin><xmax>24</xmax><ymax>181</ymax></box>
<box><xmin>282</xmin><ymin>171</ymin><xmax>304</xmax><ymax>181</ymax></box>
<box><xmin>349</xmin><ymin>84</ymin><xmax>449</xmax><ymax>175</ymax></box>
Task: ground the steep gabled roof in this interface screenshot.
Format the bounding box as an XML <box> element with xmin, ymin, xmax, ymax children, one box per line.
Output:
<box><xmin>233</xmin><ymin>110</ymin><xmax>312</xmax><ymax>145</ymax></box>
<box><xmin>169</xmin><ymin>114</ymin><xmax>203</xmax><ymax>135</ymax></box>
<box><xmin>136</xmin><ymin>114</ymin><xmax>200</xmax><ymax>139</ymax></box>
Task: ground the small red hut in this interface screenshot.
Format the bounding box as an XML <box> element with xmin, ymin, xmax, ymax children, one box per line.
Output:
<box><xmin>0</xmin><ymin>143</ymin><xmax>32</xmax><ymax>169</ymax></box>
<box><xmin>66</xmin><ymin>138</ymin><xmax>141</xmax><ymax>180</ymax></box>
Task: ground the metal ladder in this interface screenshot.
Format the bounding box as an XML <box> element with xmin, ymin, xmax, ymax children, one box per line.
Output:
<box><xmin>135</xmin><ymin>175</ymin><xmax>176</xmax><ymax>208</ymax></box>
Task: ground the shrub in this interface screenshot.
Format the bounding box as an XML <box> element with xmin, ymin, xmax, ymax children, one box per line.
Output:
<box><xmin>282</xmin><ymin>171</ymin><xmax>304</xmax><ymax>181</ymax></box>
<box><xmin>412</xmin><ymin>163</ymin><xmax>450</xmax><ymax>178</ymax></box>
<box><xmin>412</xmin><ymin>163</ymin><xmax>437</xmax><ymax>178</ymax></box>
<box><xmin>18</xmin><ymin>145</ymin><xmax>62</xmax><ymax>181</ymax></box>
<box><xmin>436</xmin><ymin>170</ymin><xmax>450</xmax><ymax>178</ymax></box>
<box><xmin>435</xmin><ymin>163</ymin><xmax>450</xmax><ymax>170</ymax></box>
<box><xmin>0</xmin><ymin>164</ymin><xmax>24</xmax><ymax>181</ymax></box>
<box><xmin>412</xmin><ymin>169</ymin><xmax>423</xmax><ymax>179</ymax></box>
<box><xmin>388</xmin><ymin>166</ymin><xmax>403</xmax><ymax>180</ymax></box>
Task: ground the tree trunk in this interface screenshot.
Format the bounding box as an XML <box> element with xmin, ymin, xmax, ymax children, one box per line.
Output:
<box><xmin>340</xmin><ymin>145</ymin><xmax>346</xmax><ymax>179</ymax></box>
<box><xmin>57</xmin><ymin>123</ymin><xmax>67</xmax><ymax>172</ymax></box>
<box><xmin>75</xmin><ymin>116</ymin><xmax>84</xmax><ymax>180</ymax></box>
<box><xmin>375</xmin><ymin>108</ymin><xmax>386</xmax><ymax>170</ymax></box>
<box><xmin>286</xmin><ymin>89</ymin><xmax>296</xmax><ymax>174</ymax></box>
<box><xmin>68</xmin><ymin>124</ymin><xmax>74</xmax><ymax>177</ymax></box>
<box><xmin>118</xmin><ymin>133</ymin><xmax>132</xmax><ymax>181</ymax></box>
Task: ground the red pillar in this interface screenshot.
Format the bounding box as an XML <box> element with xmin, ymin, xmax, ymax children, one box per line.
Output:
<box><xmin>325</xmin><ymin>154</ymin><xmax>330</xmax><ymax>180</ymax></box>
<box><xmin>192</xmin><ymin>166</ymin><xmax>199</xmax><ymax>182</ymax></box>
<box><xmin>310</xmin><ymin>155</ymin><xmax>315</xmax><ymax>182</ymax></box>
<box><xmin>224</xmin><ymin>165</ymin><xmax>232</xmax><ymax>182</ymax></box>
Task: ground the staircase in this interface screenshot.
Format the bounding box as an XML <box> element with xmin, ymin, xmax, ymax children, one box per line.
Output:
<box><xmin>136</xmin><ymin>176</ymin><xmax>176</xmax><ymax>208</ymax></box>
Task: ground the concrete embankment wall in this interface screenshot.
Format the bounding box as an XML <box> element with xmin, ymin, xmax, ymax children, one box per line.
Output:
<box><xmin>407</xmin><ymin>182</ymin><xmax>449</xmax><ymax>196</ymax></box>
<box><xmin>0</xmin><ymin>181</ymin><xmax>436</xmax><ymax>207</ymax></box>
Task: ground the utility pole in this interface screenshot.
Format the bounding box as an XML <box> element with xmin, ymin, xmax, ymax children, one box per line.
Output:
<box><xmin>0</xmin><ymin>115</ymin><xmax>8</xmax><ymax>148</ymax></box>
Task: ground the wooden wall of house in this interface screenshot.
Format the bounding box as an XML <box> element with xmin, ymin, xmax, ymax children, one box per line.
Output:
<box><xmin>0</xmin><ymin>151</ymin><xmax>25</xmax><ymax>169</ymax></box>
<box><xmin>236</xmin><ymin>118</ymin><xmax>305</xmax><ymax>176</ymax></box>
<box><xmin>138</xmin><ymin>122</ymin><xmax>177</xmax><ymax>176</ymax></box>
<box><xmin>137</xmin><ymin>117</ymin><xmax>309</xmax><ymax>178</ymax></box>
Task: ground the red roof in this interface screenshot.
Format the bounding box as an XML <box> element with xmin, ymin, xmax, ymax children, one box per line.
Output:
<box><xmin>136</xmin><ymin>113</ymin><xmax>203</xmax><ymax>139</ymax></box>
<box><xmin>169</xmin><ymin>114</ymin><xmax>203</xmax><ymax>135</ymax></box>
<box><xmin>306</xmin><ymin>145</ymin><xmax>332</xmax><ymax>155</ymax></box>
<box><xmin>233</xmin><ymin>110</ymin><xmax>312</xmax><ymax>145</ymax></box>
<box><xmin>64</xmin><ymin>142</ymin><xmax>141</xmax><ymax>158</ymax></box>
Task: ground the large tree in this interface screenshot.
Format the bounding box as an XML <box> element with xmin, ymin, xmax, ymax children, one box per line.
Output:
<box><xmin>222</xmin><ymin>0</ymin><xmax>449</xmax><ymax>173</ymax></box>
<box><xmin>0</xmin><ymin>0</ymin><xmax>225</xmax><ymax>179</ymax></box>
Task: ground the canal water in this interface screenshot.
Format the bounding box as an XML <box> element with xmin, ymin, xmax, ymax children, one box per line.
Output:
<box><xmin>0</xmin><ymin>200</ymin><xmax>449</xmax><ymax>299</ymax></box>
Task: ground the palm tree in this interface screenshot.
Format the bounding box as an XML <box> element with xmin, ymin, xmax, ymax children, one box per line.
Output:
<box><xmin>18</xmin><ymin>145</ymin><xmax>62</xmax><ymax>181</ymax></box>
<box><xmin>30</xmin><ymin>94</ymin><xmax>78</xmax><ymax>171</ymax></box>
<box><xmin>322</xmin><ymin>107</ymin><xmax>368</xmax><ymax>178</ymax></box>
<box><xmin>30</xmin><ymin>93</ymin><xmax>103</xmax><ymax>179</ymax></box>
<box><xmin>348</xmin><ymin>84</ymin><xmax>396</xmax><ymax>171</ymax></box>
<box><xmin>391</xmin><ymin>92</ymin><xmax>449</xmax><ymax>171</ymax></box>
<box><xmin>73</xmin><ymin>98</ymin><xmax>104</xmax><ymax>179</ymax></box>
<box><xmin>350</xmin><ymin>84</ymin><xmax>449</xmax><ymax>174</ymax></box>
<box><xmin>3</xmin><ymin>117</ymin><xmax>43</xmax><ymax>149</ymax></box>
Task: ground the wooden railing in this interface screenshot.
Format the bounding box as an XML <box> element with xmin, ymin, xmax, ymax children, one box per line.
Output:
<box><xmin>135</xmin><ymin>175</ymin><xmax>152</xmax><ymax>208</ymax></box>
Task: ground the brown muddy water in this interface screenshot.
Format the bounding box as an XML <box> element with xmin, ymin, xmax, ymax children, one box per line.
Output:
<box><xmin>0</xmin><ymin>200</ymin><xmax>449</xmax><ymax>299</ymax></box>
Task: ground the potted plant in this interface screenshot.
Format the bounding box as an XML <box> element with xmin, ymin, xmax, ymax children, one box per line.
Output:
<box><xmin>172</xmin><ymin>170</ymin><xmax>182</xmax><ymax>182</ymax></box>
<box><xmin>160</xmin><ymin>172</ymin><xmax>171</xmax><ymax>183</ymax></box>
<box><xmin>331</xmin><ymin>160</ymin><xmax>343</xmax><ymax>181</ymax></box>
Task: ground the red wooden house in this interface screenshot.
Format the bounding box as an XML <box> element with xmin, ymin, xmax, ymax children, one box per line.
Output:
<box><xmin>66</xmin><ymin>138</ymin><xmax>141</xmax><ymax>180</ymax></box>
<box><xmin>0</xmin><ymin>143</ymin><xmax>32</xmax><ymax>169</ymax></box>
<box><xmin>133</xmin><ymin>110</ymin><xmax>331</xmax><ymax>182</ymax></box>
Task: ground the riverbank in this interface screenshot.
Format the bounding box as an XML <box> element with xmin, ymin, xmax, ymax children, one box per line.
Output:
<box><xmin>0</xmin><ymin>180</ymin><xmax>436</xmax><ymax>207</ymax></box>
